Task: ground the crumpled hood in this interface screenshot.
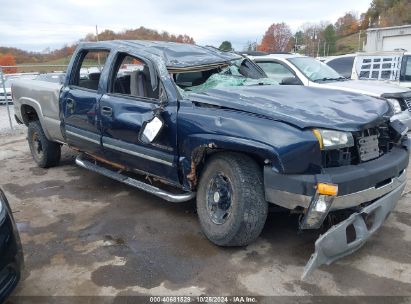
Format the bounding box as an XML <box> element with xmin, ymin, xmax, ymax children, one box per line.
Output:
<box><xmin>188</xmin><ymin>85</ymin><xmax>391</xmax><ymax>131</ymax></box>
<box><xmin>316</xmin><ymin>79</ymin><xmax>410</xmax><ymax>97</ymax></box>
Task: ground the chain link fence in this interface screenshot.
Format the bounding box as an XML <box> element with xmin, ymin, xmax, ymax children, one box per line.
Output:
<box><xmin>0</xmin><ymin>66</ymin><xmax>14</xmax><ymax>132</ymax></box>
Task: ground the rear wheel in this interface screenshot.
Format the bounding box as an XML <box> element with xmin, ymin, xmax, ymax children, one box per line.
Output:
<box><xmin>196</xmin><ymin>152</ymin><xmax>268</xmax><ymax>246</ymax></box>
<box><xmin>28</xmin><ymin>121</ymin><xmax>61</xmax><ymax>168</ymax></box>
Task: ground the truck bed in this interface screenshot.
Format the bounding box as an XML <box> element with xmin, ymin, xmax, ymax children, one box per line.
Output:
<box><xmin>13</xmin><ymin>79</ymin><xmax>64</xmax><ymax>143</ymax></box>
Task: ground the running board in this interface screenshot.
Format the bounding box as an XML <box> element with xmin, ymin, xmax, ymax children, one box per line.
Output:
<box><xmin>75</xmin><ymin>156</ymin><xmax>196</xmax><ymax>203</ymax></box>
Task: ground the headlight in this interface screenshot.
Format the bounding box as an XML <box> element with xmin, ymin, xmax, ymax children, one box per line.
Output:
<box><xmin>312</xmin><ymin>129</ymin><xmax>354</xmax><ymax>150</ymax></box>
<box><xmin>387</xmin><ymin>98</ymin><xmax>402</xmax><ymax>114</ymax></box>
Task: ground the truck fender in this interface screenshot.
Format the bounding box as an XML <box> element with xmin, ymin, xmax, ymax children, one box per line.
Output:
<box><xmin>18</xmin><ymin>97</ymin><xmax>52</xmax><ymax>140</ymax></box>
<box><xmin>179</xmin><ymin>134</ymin><xmax>284</xmax><ymax>190</ymax></box>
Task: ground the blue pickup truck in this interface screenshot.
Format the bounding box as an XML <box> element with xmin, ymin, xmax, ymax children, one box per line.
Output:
<box><xmin>12</xmin><ymin>41</ymin><xmax>410</xmax><ymax>277</ymax></box>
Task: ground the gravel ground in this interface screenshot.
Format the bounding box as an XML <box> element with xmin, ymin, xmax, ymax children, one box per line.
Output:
<box><xmin>0</xmin><ymin>104</ymin><xmax>25</xmax><ymax>134</ymax></box>
<box><xmin>0</xmin><ymin>133</ymin><xmax>410</xmax><ymax>299</ymax></box>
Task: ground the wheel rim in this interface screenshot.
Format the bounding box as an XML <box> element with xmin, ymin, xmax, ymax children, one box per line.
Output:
<box><xmin>206</xmin><ymin>172</ymin><xmax>233</xmax><ymax>225</ymax></box>
<box><xmin>32</xmin><ymin>132</ymin><xmax>43</xmax><ymax>158</ymax></box>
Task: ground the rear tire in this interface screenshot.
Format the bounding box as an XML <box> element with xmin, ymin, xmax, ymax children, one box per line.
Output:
<box><xmin>27</xmin><ymin>120</ymin><xmax>61</xmax><ymax>168</ymax></box>
<box><xmin>196</xmin><ymin>152</ymin><xmax>268</xmax><ymax>246</ymax></box>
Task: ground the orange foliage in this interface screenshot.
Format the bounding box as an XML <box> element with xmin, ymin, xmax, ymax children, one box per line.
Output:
<box><xmin>0</xmin><ymin>53</ymin><xmax>17</xmax><ymax>73</ymax></box>
<box><xmin>258</xmin><ymin>23</ymin><xmax>293</xmax><ymax>53</ymax></box>
<box><xmin>335</xmin><ymin>12</ymin><xmax>359</xmax><ymax>37</ymax></box>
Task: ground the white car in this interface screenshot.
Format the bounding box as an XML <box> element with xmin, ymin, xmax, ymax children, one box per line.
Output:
<box><xmin>249</xmin><ymin>53</ymin><xmax>411</xmax><ymax>129</ymax></box>
<box><xmin>0</xmin><ymin>79</ymin><xmax>13</xmax><ymax>104</ymax></box>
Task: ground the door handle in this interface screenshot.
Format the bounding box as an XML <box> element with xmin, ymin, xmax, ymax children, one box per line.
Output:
<box><xmin>66</xmin><ymin>98</ymin><xmax>75</xmax><ymax>114</ymax></box>
<box><xmin>101</xmin><ymin>106</ymin><xmax>113</xmax><ymax>116</ymax></box>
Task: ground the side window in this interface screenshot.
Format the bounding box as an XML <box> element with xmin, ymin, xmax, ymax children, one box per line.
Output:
<box><xmin>256</xmin><ymin>61</ymin><xmax>294</xmax><ymax>82</ymax></box>
<box><xmin>327</xmin><ymin>57</ymin><xmax>355</xmax><ymax>78</ymax></box>
<box><xmin>110</xmin><ymin>54</ymin><xmax>159</xmax><ymax>100</ymax></box>
<box><xmin>403</xmin><ymin>56</ymin><xmax>411</xmax><ymax>81</ymax></box>
<box><xmin>72</xmin><ymin>50</ymin><xmax>110</xmax><ymax>90</ymax></box>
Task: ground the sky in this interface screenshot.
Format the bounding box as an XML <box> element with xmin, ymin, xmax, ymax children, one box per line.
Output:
<box><xmin>0</xmin><ymin>0</ymin><xmax>372</xmax><ymax>52</ymax></box>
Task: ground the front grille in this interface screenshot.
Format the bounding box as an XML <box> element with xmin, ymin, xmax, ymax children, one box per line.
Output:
<box><xmin>357</xmin><ymin>134</ymin><xmax>379</xmax><ymax>161</ymax></box>
<box><xmin>323</xmin><ymin>123</ymin><xmax>393</xmax><ymax>168</ymax></box>
<box><xmin>403</xmin><ymin>97</ymin><xmax>411</xmax><ymax>112</ymax></box>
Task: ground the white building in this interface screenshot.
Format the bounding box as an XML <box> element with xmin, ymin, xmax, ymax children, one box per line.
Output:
<box><xmin>365</xmin><ymin>24</ymin><xmax>411</xmax><ymax>52</ymax></box>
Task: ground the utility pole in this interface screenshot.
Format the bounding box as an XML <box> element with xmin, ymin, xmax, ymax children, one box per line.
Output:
<box><xmin>323</xmin><ymin>41</ymin><xmax>326</xmax><ymax>57</ymax></box>
<box><xmin>358</xmin><ymin>29</ymin><xmax>362</xmax><ymax>51</ymax></box>
<box><xmin>95</xmin><ymin>25</ymin><xmax>101</xmax><ymax>67</ymax></box>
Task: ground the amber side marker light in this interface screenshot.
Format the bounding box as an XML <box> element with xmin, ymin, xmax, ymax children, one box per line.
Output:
<box><xmin>317</xmin><ymin>183</ymin><xmax>338</xmax><ymax>196</ymax></box>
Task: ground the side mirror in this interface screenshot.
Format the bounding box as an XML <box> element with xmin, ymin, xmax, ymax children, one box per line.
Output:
<box><xmin>281</xmin><ymin>77</ymin><xmax>302</xmax><ymax>85</ymax></box>
<box><xmin>139</xmin><ymin>115</ymin><xmax>164</xmax><ymax>144</ymax></box>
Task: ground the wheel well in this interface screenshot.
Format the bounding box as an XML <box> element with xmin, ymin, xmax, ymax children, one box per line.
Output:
<box><xmin>21</xmin><ymin>105</ymin><xmax>39</xmax><ymax>126</ymax></box>
<box><xmin>187</xmin><ymin>147</ymin><xmax>265</xmax><ymax>190</ymax></box>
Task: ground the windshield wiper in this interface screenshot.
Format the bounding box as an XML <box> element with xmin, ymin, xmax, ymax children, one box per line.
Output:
<box><xmin>313</xmin><ymin>77</ymin><xmax>347</xmax><ymax>83</ymax></box>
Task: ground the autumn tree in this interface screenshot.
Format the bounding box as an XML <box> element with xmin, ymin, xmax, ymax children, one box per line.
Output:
<box><xmin>0</xmin><ymin>53</ymin><xmax>17</xmax><ymax>73</ymax></box>
<box><xmin>258</xmin><ymin>23</ymin><xmax>293</xmax><ymax>52</ymax></box>
<box><xmin>335</xmin><ymin>12</ymin><xmax>359</xmax><ymax>36</ymax></box>
<box><xmin>364</xmin><ymin>0</ymin><xmax>411</xmax><ymax>27</ymax></box>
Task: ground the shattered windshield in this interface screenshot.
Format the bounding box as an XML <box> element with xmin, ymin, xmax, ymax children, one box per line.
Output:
<box><xmin>288</xmin><ymin>57</ymin><xmax>346</xmax><ymax>82</ymax></box>
<box><xmin>174</xmin><ymin>59</ymin><xmax>277</xmax><ymax>94</ymax></box>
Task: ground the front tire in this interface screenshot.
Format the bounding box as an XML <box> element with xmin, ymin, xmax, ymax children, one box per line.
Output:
<box><xmin>196</xmin><ymin>153</ymin><xmax>268</xmax><ymax>246</ymax></box>
<box><xmin>28</xmin><ymin>121</ymin><xmax>61</xmax><ymax>168</ymax></box>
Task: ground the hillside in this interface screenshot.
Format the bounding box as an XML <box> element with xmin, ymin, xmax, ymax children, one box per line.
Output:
<box><xmin>0</xmin><ymin>26</ymin><xmax>195</xmax><ymax>66</ymax></box>
<box><xmin>335</xmin><ymin>32</ymin><xmax>366</xmax><ymax>55</ymax></box>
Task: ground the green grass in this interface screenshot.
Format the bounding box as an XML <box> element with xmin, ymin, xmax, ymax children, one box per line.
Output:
<box><xmin>16</xmin><ymin>56</ymin><xmax>72</xmax><ymax>73</ymax></box>
<box><xmin>335</xmin><ymin>32</ymin><xmax>366</xmax><ymax>55</ymax></box>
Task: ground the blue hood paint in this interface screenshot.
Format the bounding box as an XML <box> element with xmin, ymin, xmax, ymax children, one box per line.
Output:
<box><xmin>189</xmin><ymin>85</ymin><xmax>391</xmax><ymax>131</ymax></box>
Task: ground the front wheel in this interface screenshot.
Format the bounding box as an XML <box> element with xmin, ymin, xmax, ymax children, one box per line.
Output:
<box><xmin>28</xmin><ymin>121</ymin><xmax>61</xmax><ymax>168</ymax></box>
<box><xmin>196</xmin><ymin>152</ymin><xmax>268</xmax><ymax>246</ymax></box>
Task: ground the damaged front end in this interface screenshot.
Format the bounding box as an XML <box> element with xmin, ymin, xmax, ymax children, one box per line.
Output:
<box><xmin>302</xmin><ymin>173</ymin><xmax>406</xmax><ymax>279</ymax></box>
<box><xmin>264</xmin><ymin>119</ymin><xmax>410</xmax><ymax>279</ymax></box>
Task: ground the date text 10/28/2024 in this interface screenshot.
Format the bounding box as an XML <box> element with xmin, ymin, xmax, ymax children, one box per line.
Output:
<box><xmin>149</xmin><ymin>296</ymin><xmax>258</xmax><ymax>303</ymax></box>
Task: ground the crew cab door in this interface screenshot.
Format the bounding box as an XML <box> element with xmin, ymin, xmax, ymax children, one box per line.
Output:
<box><xmin>99</xmin><ymin>52</ymin><xmax>179</xmax><ymax>184</ymax></box>
<box><xmin>61</xmin><ymin>49</ymin><xmax>110</xmax><ymax>154</ymax></box>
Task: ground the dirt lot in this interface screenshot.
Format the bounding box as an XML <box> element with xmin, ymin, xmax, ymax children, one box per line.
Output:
<box><xmin>1</xmin><ymin>131</ymin><xmax>411</xmax><ymax>298</ymax></box>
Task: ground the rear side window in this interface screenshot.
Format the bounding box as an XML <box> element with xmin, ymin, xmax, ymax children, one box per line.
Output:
<box><xmin>110</xmin><ymin>54</ymin><xmax>159</xmax><ymax>100</ymax></box>
<box><xmin>71</xmin><ymin>50</ymin><xmax>110</xmax><ymax>90</ymax></box>
<box><xmin>326</xmin><ymin>57</ymin><xmax>355</xmax><ymax>79</ymax></box>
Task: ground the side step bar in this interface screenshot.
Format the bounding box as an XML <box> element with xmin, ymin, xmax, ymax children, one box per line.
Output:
<box><xmin>75</xmin><ymin>156</ymin><xmax>196</xmax><ymax>203</ymax></box>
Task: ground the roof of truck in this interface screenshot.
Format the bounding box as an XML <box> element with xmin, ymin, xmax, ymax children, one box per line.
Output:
<box><xmin>77</xmin><ymin>40</ymin><xmax>242</xmax><ymax>69</ymax></box>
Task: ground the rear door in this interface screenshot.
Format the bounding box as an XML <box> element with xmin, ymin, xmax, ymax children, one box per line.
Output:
<box><xmin>61</xmin><ymin>49</ymin><xmax>110</xmax><ymax>154</ymax></box>
<box><xmin>99</xmin><ymin>52</ymin><xmax>179</xmax><ymax>183</ymax></box>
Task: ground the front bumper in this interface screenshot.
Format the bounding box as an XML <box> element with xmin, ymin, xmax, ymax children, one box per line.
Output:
<box><xmin>264</xmin><ymin>146</ymin><xmax>409</xmax><ymax>212</ymax></box>
<box><xmin>302</xmin><ymin>181</ymin><xmax>405</xmax><ymax>279</ymax></box>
